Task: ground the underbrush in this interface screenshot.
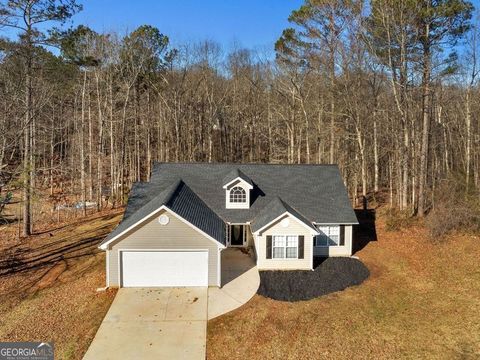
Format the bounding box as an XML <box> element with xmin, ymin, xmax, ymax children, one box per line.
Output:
<box><xmin>384</xmin><ymin>208</ymin><xmax>415</xmax><ymax>231</ymax></box>
<box><xmin>426</xmin><ymin>175</ymin><xmax>480</xmax><ymax>240</ymax></box>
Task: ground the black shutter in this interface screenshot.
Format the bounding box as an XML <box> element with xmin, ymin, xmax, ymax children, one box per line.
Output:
<box><xmin>340</xmin><ymin>225</ymin><xmax>345</xmax><ymax>246</ymax></box>
<box><xmin>298</xmin><ymin>235</ymin><xmax>304</xmax><ymax>259</ymax></box>
<box><xmin>266</xmin><ymin>235</ymin><xmax>272</xmax><ymax>259</ymax></box>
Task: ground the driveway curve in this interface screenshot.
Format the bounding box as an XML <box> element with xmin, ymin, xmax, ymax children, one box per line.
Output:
<box><xmin>208</xmin><ymin>248</ymin><xmax>260</xmax><ymax>320</ymax></box>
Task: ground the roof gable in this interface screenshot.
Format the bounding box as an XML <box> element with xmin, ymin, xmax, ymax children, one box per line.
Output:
<box><xmin>222</xmin><ymin>168</ymin><xmax>254</xmax><ymax>189</ymax></box>
<box><xmin>99</xmin><ymin>180</ymin><xmax>226</xmax><ymax>248</ymax></box>
<box><xmin>251</xmin><ymin>197</ymin><xmax>319</xmax><ymax>234</ymax></box>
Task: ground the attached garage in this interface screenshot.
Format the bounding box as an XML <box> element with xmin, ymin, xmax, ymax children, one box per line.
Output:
<box><xmin>120</xmin><ymin>250</ymin><xmax>208</xmax><ymax>287</ymax></box>
<box><xmin>100</xmin><ymin>181</ymin><xmax>226</xmax><ymax>288</ymax></box>
<box><xmin>103</xmin><ymin>207</ymin><xmax>225</xmax><ymax>288</ymax></box>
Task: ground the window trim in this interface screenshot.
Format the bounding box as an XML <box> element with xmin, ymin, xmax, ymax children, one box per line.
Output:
<box><xmin>271</xmin><ymin>235</ymin><xmax>299</xmax><ymax>260</ymax></box>
<box><xmin>314</xmin><ymin>225</ymin><xmax>341</xmax><ymax>247</ymax></box>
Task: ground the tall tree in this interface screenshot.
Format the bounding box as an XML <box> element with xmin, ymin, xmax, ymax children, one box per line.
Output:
<box><xmin>0</xmin><ymin>0</ymin><xmax>81</xmax><ymax>235</ymax></box>
<box><xmin>414</xmin><ymin>0</ymin><xmax>473</xmax><ymax>216</ymax></box>
<box><xmin>275</xmin><ymin>0</ymin><xmax>361</xmax><ymax>164</ymax></box>
<box><xmin>366</xmin><ymin>0</ymin><xmax>419</xmax><ymax>210</ymax></box>
<box><xmin>118</xmin><ymin>25</ymin><xmax>170</xmax><ymax>199</ymax></box>
<box><xmin>61</xmin><ymin>25</ymin><xmax>100</xmax><ymax>215</ymax></box>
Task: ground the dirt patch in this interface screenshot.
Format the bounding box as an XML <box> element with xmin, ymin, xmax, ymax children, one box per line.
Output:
<box><xmin>257</xmin><ymin>257</ymin><xmax>370</xmax><ymax>301</ymax></box>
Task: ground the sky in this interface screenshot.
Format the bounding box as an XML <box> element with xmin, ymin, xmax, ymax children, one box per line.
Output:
<box><xmin>72</xmin><ymin>0</ymin><xmax>304</xmax><ymax>52</ymax></box>
<box><xmin>2</xmin><ymin>0</ymin><xmax>479</xmax><ymax>57</ymax></box>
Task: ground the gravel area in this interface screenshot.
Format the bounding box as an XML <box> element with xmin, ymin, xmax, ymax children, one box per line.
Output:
<box><xmin>257</xmin><ymin>257</ymin><xmax>369</xmax><ymax>301</ymax></box>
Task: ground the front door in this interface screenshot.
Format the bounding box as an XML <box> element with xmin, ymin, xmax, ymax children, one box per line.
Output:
<box><xmin>229</xmin><ymin>225</ymin><xmax>245</xmax><ymax>247</ymax></box>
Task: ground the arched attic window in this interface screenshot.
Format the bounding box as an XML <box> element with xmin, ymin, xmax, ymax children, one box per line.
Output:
<box><xmin>230</xmin><ymin>186</ymin><xmax>246</xmax><ymax>203</ymax></box>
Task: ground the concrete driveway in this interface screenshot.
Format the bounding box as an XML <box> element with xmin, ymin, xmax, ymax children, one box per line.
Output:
<box><xmin>83</xmin><ymin>287</ymin><xmax>207</xmax><ymax>360</ymax></box>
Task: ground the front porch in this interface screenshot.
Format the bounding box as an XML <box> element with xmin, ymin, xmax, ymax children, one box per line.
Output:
<box><xmin>226</xmin><ymin>224</ymin><xmax>254</xmax><ymax>247</ymax></box>
<box><xmin>207</xmin><ymin>248</ymin><xmax>259</xmax><ymax>320</ymax></box>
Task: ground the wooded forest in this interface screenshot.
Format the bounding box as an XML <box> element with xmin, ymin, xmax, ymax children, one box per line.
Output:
<box><xmin>0</xmin><ymin>0</ymin><xmax>479</xmax><ymax>236</ymax></box>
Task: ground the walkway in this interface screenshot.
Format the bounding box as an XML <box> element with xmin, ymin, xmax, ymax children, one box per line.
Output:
<box><xmin>208</xmin><ymin>248</ymin><xmax>260</xmax><ymax>320</ymax></box>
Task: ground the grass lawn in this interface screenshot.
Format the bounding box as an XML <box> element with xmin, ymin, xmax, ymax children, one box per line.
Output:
<box><xmin>0</xmin><ymin>210</ymin><xmax>122</xmax><ymax>360</ymax></box>
<box><xmin>207</xmin><ymin>215</ymin><xmax>480</xmax><ymax>359</ymax></box>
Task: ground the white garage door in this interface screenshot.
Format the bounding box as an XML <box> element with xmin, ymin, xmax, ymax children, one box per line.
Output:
<box><xmin>121</xmin><ymin>250</ymin><xmax>208</xmax><ymax>287</ymax></box>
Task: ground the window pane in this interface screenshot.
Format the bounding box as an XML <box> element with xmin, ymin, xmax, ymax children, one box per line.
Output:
<box><xmin>315</xmin><ymin>235</ymin><xmax>327</xmax><ymax>246</ymax></box>
<box><xmin>328</xmin><ymin>235</ymin><xmax>339</xmax><ymax>246</ymax></box>
<box><xmin>286</xmin><ymin>236</ymin><xmax>298</xmax><ymax>247</ymax></box>
<box><xmin>286</xmin><ymin>247</ymin><xmax>297</xmax><ymax>258</ymax></box>
<box><xmin>316</xmin><ymin>226</ymin><xmax>340</xmax><ymax>246</ymax></box>
<box><xmin>230</xmin><ymin>186</ymin><xmax>246</xmax><ymax>203</ymax></box>
<box><xmin>273</xmin><ymin>247</ymin><xmax>285</xmax><ymax>259</ymax></box>
<box><xmin>319</xmin><ymin>226</ymin><xmax>329</xmax><ymax>235</ymax></box>
<box><xmin>329</xmin><ymin>226</ymin><xmax>339</xmax><ymax>235</ymax></box>
<box><xmin>273</xmin><ymin>236</ymin><xmax>286</xmax><ymax>247</ymax></box>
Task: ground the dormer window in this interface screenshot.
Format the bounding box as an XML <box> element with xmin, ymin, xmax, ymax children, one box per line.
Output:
<box><xmin>223</xmin><ymin>168</ymin><xmax>253</xmax><ymax>209</ymax></box>
<box><xmin>230</xmin><ymin>186</ymin><xmax>247</xmax><ymax>203</ymax></box>
<box><xmin>225</xmin><ymin>183</ymin><xmax>250</xmax><ymax>209</ymax></box>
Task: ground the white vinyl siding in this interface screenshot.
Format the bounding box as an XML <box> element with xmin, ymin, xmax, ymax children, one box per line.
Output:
<box><xmin>254</xmin><ymin>214</ymin><xmax>313</xmax><ymax>270</ymax></box>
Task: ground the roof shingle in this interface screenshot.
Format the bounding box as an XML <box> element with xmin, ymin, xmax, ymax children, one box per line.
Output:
<box><xmin>251</xmin><ymin>197</ymin><xmax>319</xmax><ymax>233</ymax></box>
<box><xmin>222</xmin><ymin>168</ymin><xmax>253</xmax><ymax>187</ymax></box>
<box><xmin>102</xmin><ymin>163</ymin><xmax>358</xmax><ymax>248</ymax></box>
<box><xmin>148</xmin><ymin>163</ymin><xmax>358</xmax><ymax>224</ymax></box>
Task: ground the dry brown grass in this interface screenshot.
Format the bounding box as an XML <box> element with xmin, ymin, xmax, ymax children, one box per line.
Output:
<box><xmin>207</xmin><ymin>218</ymin><xmax>480</xmax><ymax>359</ymax></box>
<box><xmin>2</xmin><ymin>203</ymin><xmax>479</xmax><ymax>359</ymax></box>
<box><xmin>0</xmin><ymin>209</ymin><xmax>123</xmax><ymax>360</ymax></box>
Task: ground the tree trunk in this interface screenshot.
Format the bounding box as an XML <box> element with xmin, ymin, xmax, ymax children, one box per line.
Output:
<box><xmin>96</xmin><ymin>72</ymin><xmax>103</xmax><ymax>211</ymax></box>
<box><xmin>80</xmin><ymin>70</ymin><xmax>87</xmax><ymax>217</ymax></box>
<box><xmin>23</xmin><ymin>50</ymin><xmax>32</xmax><ymax>236</ymax></box>
<box><xmin>418</xmin><ymin>24</ymin><xmax>431</xmax><ymax>217</ymax></box>
<box><xmin>120</xmin><ymin>85</ymin><xmax>131</xmax><ymax>205</ymax></box>
<box><xmin>88</xmin><ymin>89</ymin><xmax>93</xmax><ymax>200</ymax></box>
<box><xmin>373</xmin><ymin>110</ymin><xmax>379</xmax><ymax>192</ymax></box>
<box><xmin>328</xmin><ymin>13</ymin><xmax>336</xmax><ymax>164</ymax></box>
<box><xmin>465</xmin><ymin>87</ymin><xmax>471</xmax><ymax>190</ymax></box>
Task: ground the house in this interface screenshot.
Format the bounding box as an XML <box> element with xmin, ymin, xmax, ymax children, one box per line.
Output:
<box><xmin>99</xmin><ymin>163</ymin><xmax>358</xmax><ymax>288</ymax></box>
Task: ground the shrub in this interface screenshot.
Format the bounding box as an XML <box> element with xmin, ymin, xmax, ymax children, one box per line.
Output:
<box><xmin>384</xmin><ymin>208</ymin><xmax>414</xmax><ymax>231</ymax></box>
<box><xmin>426</xmin><ymin>175</ymin><xmax>480</xmax><ymax>240</ymax></box>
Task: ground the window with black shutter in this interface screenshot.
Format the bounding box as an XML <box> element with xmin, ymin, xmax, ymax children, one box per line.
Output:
<box><xmin>340</xmin><ymin>225</ymin><xmax>345</xmax><ymax>246</ymax></box>
<box><xmin>298</xmin><ymin>235</ymin><xmax>304</xmax><ymax>259</ymax></box>
<box><xmin>266</xmin><ymin>235</ymin><xmax>272</xmax><ymax>259</ymax></box>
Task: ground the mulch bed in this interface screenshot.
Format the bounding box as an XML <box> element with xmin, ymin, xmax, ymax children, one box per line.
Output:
<box><xmin>257</xmin><ymin>257</ymin><xmax>370</xmax><ymax>301</ymax></box>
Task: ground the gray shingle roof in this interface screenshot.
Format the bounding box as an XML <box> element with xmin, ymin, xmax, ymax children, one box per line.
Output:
<box><xmin>102</xmin><ymin>163</ymin><xmax>358</xmax><ymax>248</ymax></box>
<box><xmin>223</xmin><ymin>168</ymin><xmax>253</xmax><ymax>187</ymax></box>
<box><xmin>100</xmin><ymin>179</ymin><xmax>226</xmax><ymax>246</ymax></box>
<box><xmin>166</xmin><ymin>180</ymin><xmax>225</xmax><ymax>244</ymax></box>
<box><xmin>147</xmin><ymin>163</ymin><xmax>358</xmax><ymax>224</ymax></box>
<box><xmin>250</xmin><ymin>197</ymin><xmax>319</xmax><ymax>233</ymax></box>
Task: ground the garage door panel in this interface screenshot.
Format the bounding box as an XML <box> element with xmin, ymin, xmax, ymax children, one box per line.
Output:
<box><xmin>121</xmin><ymin>251</ymin><xmax>208</xmax><ymax>287</ymax></box>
